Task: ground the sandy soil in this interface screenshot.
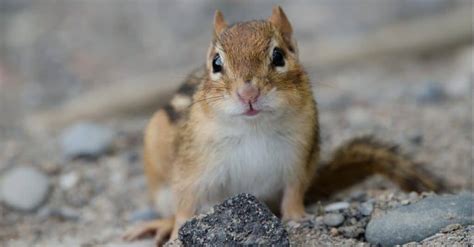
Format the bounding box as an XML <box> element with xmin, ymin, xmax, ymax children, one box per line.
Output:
<box><xmin>0</xmin><ymin>43</ymin><xmax>472</xmax><ymax>246</ymax></box>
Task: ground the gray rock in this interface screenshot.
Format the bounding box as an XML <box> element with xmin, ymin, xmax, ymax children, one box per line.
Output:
<box><xmin>60</xmin><ymin>122</ymin><xmax>115</xmax><ymax>159</ymax></box>
<box><xmin>415</xmin><ymin>82</ymin><xmax>447</xmax><ymax>104</ymax></box>
<box><xmin>441</xmin><ymin>224</ymin><xmax>462</xmax><ymax>233</ymax></box>
<box><xmin>358</xmin><ymin>201</ymin><xmax>374</xmax><ymax>216</ymax></box>
<box><xmin>179</xmin><ymin>193</ymin><xmax>289</xmax><ymax>246</ymax></box>
<box><xmin>349</xmin><ymin>191</ymin><xmax>368</xmax><ymax>202</ymax></box>
<box><xmin>408</xmin><ymin>132</ymin><xmax>423</xmax><ymax>145</ymax></box>
<box><xmin>59</xmin><ymin>172</ymin><xmax>79</xmax><ymax>190</ymax></box>
<box><xmin>0</xmin><ymin>166</ymin><xmax>50</xmax><ymax>211</ymax></box>
<box><xmin>325</xmin><ymin>201</ymin><xmax>350</xmax><ymax>212</ymax></box>
<box><xmin>366</xmin><ymin>193</ymin><xmax>474</xmax><ymax>246</ymax></box>
<box><xmin>128</xmin><ymin>208</ymin><xmax>159</xmax><ymax>223</ymax></box>
<box><xmin>323</xmin><ymin>213</ymin><xmax>345</xmax><ymax>227</ymax></box>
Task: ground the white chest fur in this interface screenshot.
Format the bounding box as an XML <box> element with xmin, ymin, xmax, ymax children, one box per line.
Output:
<box><xmin>195</xmin><ymin>121</ymin><xmax>304</xmax><ymax>208</ymax></box>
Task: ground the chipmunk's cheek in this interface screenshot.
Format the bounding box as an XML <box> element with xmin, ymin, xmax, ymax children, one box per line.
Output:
<box><xmin>260</xmin><ymin>88</ymin><xmax>283</xmax><ymax>110</ymax></box>
<box><xmin>216</xmin><ymin>97</ymin><xmax>245</xmax><ymax>116</ymax></box>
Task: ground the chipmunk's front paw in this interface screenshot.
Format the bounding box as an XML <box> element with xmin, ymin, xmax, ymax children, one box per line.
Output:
<box><xmin>282</xmin><ymin>209</ymin><xmax>309</xmax><ymax>222</ymax></box>
<box><xmin>122</xmin><ymin>218</ymin><xmax>174</xmax><ymax>246</ymax></box>
<box><xmin>281</xmin><ymin>200</ymin><xmax>309</xmax><ymax>221</ymax></box>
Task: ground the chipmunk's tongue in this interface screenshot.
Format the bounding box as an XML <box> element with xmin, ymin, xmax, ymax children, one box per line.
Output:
<box><xmin>244</xmin><ymin>103</ymin><xmax>260</xmax><ymax>116</ymax></box>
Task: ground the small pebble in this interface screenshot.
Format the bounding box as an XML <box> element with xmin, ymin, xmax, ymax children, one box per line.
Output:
<box><xmin>408</xmin><ymin>133</ymin><xmax>423</xmax><ymax>145</ymax></box>
<box><xmin>359</xmin><ymin>201</ymin><xmax>374</xmax><ymax>216</ymax></box>
<box><xmin>446</xmin><ymin>47</ymin><xmax>471</xmax><ymax>98</ymax></box>
<box><xmin>441</xmin><ymin>224</ymin><xmax>462</xmax><ymax>233</ymax></box>
<box><xmin>415</xmin><ymin>82</ymin><xmax>447</xmax><ymax>104</ymax></box>
<box><xmin>408</xmin><ymin>192</ymin><xmax>419</xmax><ymax>200</ymax></box>
<box><xmin>421</xmin><ymin>233</ymin><xmax>444</xmax><ymax>243</ymax></box>
<box><xmin>349</xmin><ymin>191</ymin><xmax>367</xmax><ymax>202</ymax></box>
<box><xmin>349</xmin><ymin>217</ymin><xmax>357</xmax><ymax>225</ymax></box>
<box><xmin>41</xmin><ymin>162</ymin><xmax>62</xmax><ymax>175</ymax></box>
<box><xmin>59</xmin><ymin>172</ymin><xmax>79</xmax><ymax>190</ymax></box>
<box><xmin>60</xmin><ymin>122</ymin><xmax>115</xmax><ymax>159</ymax></box>
<box><xmin>324</xmin><ymin>202</ymin><xmax>350</xmax><ymax>212</ymax></box>
<box><xmin>323</xmin><ymin>213</ymin><xmax>345</xmax><ymax>227</ymax></box>
<box><xmin>329</xmin><ymin>228</ymin><xmax>339</xmax><ymax>236</ymax></box>
<box><xmin>0</xmin><ymin>166</ymin><xmax>50</xmax><ymax>211</ymax></box>
<box><xmin>126</xmin><ymin>151</ymin><xmax>139</xmax><ymax>164</ymax></box>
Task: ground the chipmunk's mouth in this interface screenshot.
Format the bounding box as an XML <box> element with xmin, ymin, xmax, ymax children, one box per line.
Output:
<box><xmin>243</xmin><ymin>103</ymin><xmax>261</xmax><ymax>116</ymax></box>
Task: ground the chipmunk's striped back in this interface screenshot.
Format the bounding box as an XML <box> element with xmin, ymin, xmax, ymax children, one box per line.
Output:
<box><xmin>162</xmin><ymin>67</ymin><xmax>205</xmax><ymax>124</ymax></box>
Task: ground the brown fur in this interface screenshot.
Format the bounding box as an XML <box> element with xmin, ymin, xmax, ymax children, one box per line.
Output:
<box><xmin>306</xmin><ymin>136</ymin><xmax>446</xmax><ymax>202</ymax></box>
<box><xmin>125</xmin><ymin>6</ymin><xmax>445</xmax><ymax>246</ymax></box>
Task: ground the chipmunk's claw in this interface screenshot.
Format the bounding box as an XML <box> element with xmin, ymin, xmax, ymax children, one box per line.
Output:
<box><xmin>122</xmin><ymin>218</ymin><xmax>174</xmax><ymax>246</ymax></box>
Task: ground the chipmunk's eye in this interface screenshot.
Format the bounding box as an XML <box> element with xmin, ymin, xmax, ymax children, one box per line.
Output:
<box><xmin>271</xmin><ymin>47</ymin><xmax>285</xmax><ymax>67</ymax></box>
<box><xmin>212</xmin><ymin>53</ymin><xmax>223</xmax><ymax>73</ymax></box>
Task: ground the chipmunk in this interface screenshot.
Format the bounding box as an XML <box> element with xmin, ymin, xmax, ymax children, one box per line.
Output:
<box><xmin>123</xmin><ymin>6</ymin><xmax>444</xmax><ymax>245</ymax></box>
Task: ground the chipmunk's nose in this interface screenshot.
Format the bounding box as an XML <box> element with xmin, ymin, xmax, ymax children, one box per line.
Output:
<box><xmin>237</xmin><ymin>84</ymin><xmax>260</xmax><ymax>104</ymax></box>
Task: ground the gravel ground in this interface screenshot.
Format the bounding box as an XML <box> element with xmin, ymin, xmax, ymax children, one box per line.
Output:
<box><xmin>0</xmin><ymin>45</ymin><xmax>472</xmax><ymax>246</ymax></box>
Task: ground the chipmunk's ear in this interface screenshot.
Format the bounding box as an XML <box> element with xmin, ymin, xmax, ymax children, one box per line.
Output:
<box><xmin>213</xmin><ymin>10</ymin><xmax>227</xmax><ymax>39</ymax></box>
<box><xmin>269</xmin><ymin>5</ymin><xmax>292</xmax><ymax>40</ymax></box>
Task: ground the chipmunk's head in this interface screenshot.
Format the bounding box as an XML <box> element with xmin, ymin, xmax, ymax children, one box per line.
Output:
<box><xmin>203</xmin><ymin>6</ymin><xmax>310</xmax><ymax>121</ymax></box>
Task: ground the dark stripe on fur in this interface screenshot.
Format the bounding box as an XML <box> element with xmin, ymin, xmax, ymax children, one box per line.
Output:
<box><xmin>177</xmin><ymin>83</ymin><xmax>197</xmax><ymax>96</ymax></box>
<box><xmin>163</xmin><ymin>104</ymin><xmax>179</xmax><ymax>123</ymax></box>
<box><xmin>161</xmin><ymin>67</ymin><xmax>205</xmax><ymax>123</ymax></box>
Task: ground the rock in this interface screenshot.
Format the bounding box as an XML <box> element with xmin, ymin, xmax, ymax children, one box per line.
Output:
<box><xmin>41</xmin><ymin>162</ymin><xmax>62</xmax><ymax>175</ymax></box>
<box><xmin>126</xmin><ymin>151</ymin><xmax>139</xmax><ymax>164</ymax></box>
<box><xmin>329</xmin><ymin>227</ymin><xmax>339</xmax><ymax>236</ymax></box>
<box><xmin>324</xmin><ymin>202</ymin><xmax>350</xmax><ymax>212</ymax></box>
<box><xmin>179</xmin><ymin>193</ymin><xmax>289</xmax><ymax>246</ymax></box>
<box><xmin>415</xmin><ymin>82</ymin><xmax>447</xmax><ymax>104</ymax></box>
<box><xmin>349</xmin><ymin>191</ymin><xmax>368</xmax><ymax>202</ymax></box>
<box><xmin>323</xmin><ymin>213</ymin><xmax>345</xmax><ymax>227</ymax></box>
<box><xmin>445</xmin><ymin>46</ymin><xmax>472</xmax><ymax>98</ymax></box>
<box><xmin>358</xmin><ymin>201</ymin><xmax>374</xmax><ymax>216</ymax></box>
<box><xmin>59</xmin><ymin>172</ymin><xmax>79</xmax><ymax>190</ymax></box>
<box><xmin>128</xmin><ymin>208</ymin><xmax>159</xmax><ymax>223</ymax></box>
<box><xmin>446</xmin><ymin>73</ymin><xmax>470</xmax><ymax>98</ymax></box>
<box><xmin>408</xmin><ymin>133</ymin><xmax>423</xmax><ymax>145</ymax></box>
<box><xmin>0</xmin><ymin>166</ymin><xmax>50</xmax><ymax>211</ymax></box>
<box><xmin>59</xmin><ymin>122</ymin><xmax>115</xmax><ymax>159</ymax></box>
<box><xmin>441</xmin><ymin>224</ymin><xmax>462</xmax><ymax>233</ymax></box>
<box><xmin>366</xmin><ymin>193</ymin><xmax>474</xmax><ymax>246</ymax></box>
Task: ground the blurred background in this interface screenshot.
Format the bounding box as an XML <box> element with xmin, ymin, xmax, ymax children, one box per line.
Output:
<box><xmin>0</xmin><ymin>0</ymin><xmax>472</xmax><ymax>246</ymax></box>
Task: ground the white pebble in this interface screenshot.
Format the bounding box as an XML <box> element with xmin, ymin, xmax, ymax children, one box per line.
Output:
<box><xmin>325</xmin><ymin>202</ymin><xmax>350</xmax><ymax>212</ymax></box>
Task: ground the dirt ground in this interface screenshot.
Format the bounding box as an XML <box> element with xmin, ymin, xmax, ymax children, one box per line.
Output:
<box><xmin>0</xmin><ymin>44</ymin><xmax>472</xmax><ymax>246</ymax></box>
<box><xmin>0</xmin><ymin>1</ymin><xmax>472</xmax><ymax>246</ymax></box>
